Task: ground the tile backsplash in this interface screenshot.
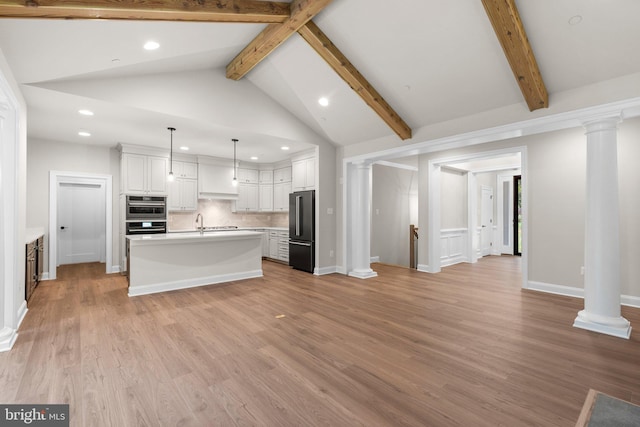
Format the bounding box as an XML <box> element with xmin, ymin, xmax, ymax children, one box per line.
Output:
<box><xmin>168</xmin><ymin>199</ymin><xmax>288</xmax><ymax>231</ymax></box>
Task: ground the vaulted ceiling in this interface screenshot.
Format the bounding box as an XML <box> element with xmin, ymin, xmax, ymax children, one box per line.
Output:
<box><xmin>0</xmin><ymin>1</ymin><xmax>639</xmax><ymax>163</ymax></box>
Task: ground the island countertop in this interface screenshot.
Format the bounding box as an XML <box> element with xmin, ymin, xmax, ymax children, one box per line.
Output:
<box><xmin>127</xmin><ymin>230</ymin><xmax>263</xmax><ymax>297</ymax></box>
<box><xmin>127</xmin><ymin>230</ymin><xmax>263</xmax><ymax>244</ymax></box>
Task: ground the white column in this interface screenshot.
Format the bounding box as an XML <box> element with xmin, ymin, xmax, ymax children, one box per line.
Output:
<box><xmin>348</xmin><ymin>161</ymin><xmax>377</xmax><ymax>279</ymax></box>
<box><xmin>573</xmin><ymin>116</ymin><xmax>631</xmax><ymax>339</ymax></box>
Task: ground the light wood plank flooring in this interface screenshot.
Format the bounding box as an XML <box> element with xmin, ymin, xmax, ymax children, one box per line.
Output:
<box><xmin>1</xmin><ymin>257</ymin><xmax>639</xmax><ymax>426</ymax></box>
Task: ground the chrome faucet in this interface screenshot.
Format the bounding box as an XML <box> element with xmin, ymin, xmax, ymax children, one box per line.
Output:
<box><xmin>195</xmin><ymin>213</ymin><xmax>204</xmax><ymax>235</ymax></box>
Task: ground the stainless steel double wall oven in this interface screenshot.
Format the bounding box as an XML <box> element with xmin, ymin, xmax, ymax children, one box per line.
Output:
<box><xmin>125</xmin><ymin>195</ymin><xmax>167</xmax><ymax>235</ymax></box>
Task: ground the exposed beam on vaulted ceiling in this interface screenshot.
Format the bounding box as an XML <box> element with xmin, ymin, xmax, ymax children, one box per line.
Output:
<box><xmin>225</xmin><ymin>0</ymin><xmax>333</xmax><ymax>80</ymax></box>
<box><xmin>481</xmin><ymin>0</ymin><xmax>548</xmax><ymax>111</ymax></box>
<box><xmin>298</xmin><ymin>21</ymin><xmax>412</xmax><ymax>140</ymax></box>
<box><xmin>0</xmin><ymin>0</ymin><xmax>291</xmax><ymax>23</ymax></box>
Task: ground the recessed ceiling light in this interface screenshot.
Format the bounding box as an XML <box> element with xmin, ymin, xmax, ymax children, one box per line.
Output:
<box><xmin>78</xmin><ymin>109</ymin><xmax>94</xmax><ymax>116</ymax></box>
<box><xmin>250</xmin><ymin>156</ymin><xmax>258</xmax><ymax>160</ymax></box>
<box><xmin>318</xmin><ymin>97</ymin><xmax>329</xmax><ymax>107</ymax></box>
<box><xmin>568</xmin><ymin>15</ymin><xmax>582</xmax><ymax>25</ymax></box>
<box><xmin>179</xmin><ymin>146</ymin><xmax>189</xmax><ymax>151</ymax></box>
<box><xmin>144</xmin><ymin>41</ymin><xmax>160</xmax><ymax>50</ymax></box>
<box><xmin>281</xmin><ymin>146</ymin><xmax>290</xmax><ymax>151</ymax></box>
<box><xmin>78</xmin><ymin>131</ymin><xmax>91</xmax><ymax>137</ymax></box>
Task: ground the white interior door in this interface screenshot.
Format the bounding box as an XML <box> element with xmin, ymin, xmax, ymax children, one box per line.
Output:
<box><xmin>57</xmin><ymin>182</ymin><xmax>106</xmax><ymax>265</ymax></box>
<box><xmin>480</xmin><ymin>186</ymin><xmax>493</xmax><ymax>257</ymax></box>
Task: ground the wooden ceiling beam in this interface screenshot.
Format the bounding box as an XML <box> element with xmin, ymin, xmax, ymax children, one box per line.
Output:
<box><xmin>225</xmin><ymin>0</ymin><xmax>333</xmax><ymax>80</ymax></box>
<box><xmin>298</xmin><ymin>20</ymin><xmax>412</xmax><ymax>140</ymax></box>
<box><xmin>0</xmin><ymin>0</ymin><xmax>291</xmax><ymax>23</ymax></box>
<box><xmin>481</xmin><ymin>0</ymin><xmax>548</xmax><ymax>111</ymax></box>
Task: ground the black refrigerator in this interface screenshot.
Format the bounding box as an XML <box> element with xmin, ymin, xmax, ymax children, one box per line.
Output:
<box><xmin>289</xmin><ymin>190</ymin><xmax>315</xmax><ymax>273</ymax></box>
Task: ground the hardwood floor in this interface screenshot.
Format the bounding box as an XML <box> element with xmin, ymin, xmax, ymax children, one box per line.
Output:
<box><xmin>1</xmin><ymin>257</ymin><xmax>639</xmax><ymax>426</ymax></box>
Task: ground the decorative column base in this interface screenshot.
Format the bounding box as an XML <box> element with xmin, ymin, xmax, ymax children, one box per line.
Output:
<box><xmin>573</xmin><ymin>310</ymin><xmax>631</xmax><ymax>339</ymax></box>
<box><xmin>348</xmin><ymin>269</ymin><xmax>378</xmax><ymax>279</ymax></box>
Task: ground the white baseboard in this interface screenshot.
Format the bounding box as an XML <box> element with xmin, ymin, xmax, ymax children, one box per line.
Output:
<box><xmin>128</xmin><ymin>269</ymin><xmax>263</xmax><ymax>297</ymax></box>
<box><xmin>370</xmin><ymin>256</ymin><xmax>380</xmax><ymax>263</ymax></box>
<box><xmin>441</xmin><ymin>255</ymin><xmax>467</xmax><ymax>268</ymax></box>
<box><xmin>314</xmin><ymin>266</ymin><xmax>338</xmax><ymax>275</ymax></box>
<box><xmin>41</xmin><ymin>272</ymin><xmax>50</xmax><ymax>281</ymax></box>
<box><xmin>335</xmin><ymin>266</ymin><xmax>347</xmax><ymax>275</ymax></box>
<box><xmin>527</xmin><ymin>280</ymin><xmax>640</xmax><ymax>308</ymax></box>
<box><xmin>110</xmin><ymin>265</ymin><xmax>121</xmax><ymax>274</ymax></box>
<box><xmin>0</xmin><ymin>327</ymin><xmax>17</xmax><ymax>353</ymax></box>
<box><xmin>417</xmin><ymin>264</ymin><xmax>431</xmax><ymax>273</ymax></box>
<box><xmin>16</xmin><ymin>301</ymin><xmax>28</xmax><ymax>329</ymax></box>
<box><xmin>622</xmin><ymin>294</ymin><xmax>640</xmax><ymax>308</ymax></box>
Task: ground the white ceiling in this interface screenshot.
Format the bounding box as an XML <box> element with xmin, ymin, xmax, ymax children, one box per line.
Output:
<box><xmin>1</xmin><ymin>0</ymin><xmax>639</xmax><ymax>163</ymax></box>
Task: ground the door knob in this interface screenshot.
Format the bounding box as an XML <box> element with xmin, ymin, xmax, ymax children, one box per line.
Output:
<box><xmin>60</xmin><ymin>226</ymin><xmax>66</xmax><ymax>230</ymax></box>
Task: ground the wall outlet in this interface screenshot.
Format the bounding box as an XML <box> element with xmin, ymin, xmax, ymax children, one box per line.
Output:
<box><xmin>375</xmin><ymin>208</ymin><xmax>379</xmax><ymax>215</ymax></box>
<box><xmin>327</xmin><ymin>208</ymin><xmax>333</xmax><ymax>215</ymax></box>
<box><xmin>580</xmin><ymin>266</ymin><xmax>584</xmax><ymax>275</ymax></box>
<box><xmin>330</xmin><ymin>250</ymin><xmax>334</xmax><ymax>257</ymax></box>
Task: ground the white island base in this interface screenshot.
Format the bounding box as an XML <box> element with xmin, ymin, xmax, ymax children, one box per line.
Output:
<box><xmin>127</xmin><ymin>231</ymin><xmax>263</xmax><ymax>297</ymax></box>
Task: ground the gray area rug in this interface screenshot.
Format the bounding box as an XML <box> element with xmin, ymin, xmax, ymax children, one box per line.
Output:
<box><xmin>588</xmin><ymin>394</ymin><xmax>640</xmax><ymax>427</ymax></box>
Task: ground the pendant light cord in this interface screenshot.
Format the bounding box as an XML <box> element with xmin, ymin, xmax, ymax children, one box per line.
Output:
<box><xmin>168</xmin><ymin>127</ymin><xmax>176</xmax><ymax>175</ymax></box>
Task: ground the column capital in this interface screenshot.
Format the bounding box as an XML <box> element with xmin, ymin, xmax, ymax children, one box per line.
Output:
<box><xmin>581</xmin><ymin>114</ymin><xmax>622</xmax><ymax>133</ymax></box>
<box><xmin>352</xmin><ymin>159</ymin><xmax>373</xmax><ymax>169</ymax></box>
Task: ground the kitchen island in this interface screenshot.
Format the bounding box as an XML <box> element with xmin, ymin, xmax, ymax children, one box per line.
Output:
<box><xmin>127</xmin><ymin>230</ymin><xmax>263</xmax><ymax>297</ymax></box>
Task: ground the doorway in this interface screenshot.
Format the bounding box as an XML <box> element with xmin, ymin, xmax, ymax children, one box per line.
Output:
<box><xmin>57</xmin><ymin>182</ymin><xmax>106</xmax><ymax>265</ymax></box>
<box><xmin>48</xmin><ymin>172</ymin><xmax>113</xmax><ymax>280</ymax></box>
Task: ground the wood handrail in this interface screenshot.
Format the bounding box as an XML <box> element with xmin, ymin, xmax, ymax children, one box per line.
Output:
<box><xmin>409</xmin><ymin>224</ymin><xmax>419</xmax><ymax>269</ymax></box>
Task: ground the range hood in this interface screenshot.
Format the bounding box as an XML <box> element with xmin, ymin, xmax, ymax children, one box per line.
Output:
<box><xmin>197</xmin><ymin>156</ymin><xmax>239</xmax><ymax>200</ymax></box>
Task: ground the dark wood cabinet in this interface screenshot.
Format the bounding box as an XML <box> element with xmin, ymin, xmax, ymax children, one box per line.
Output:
<box><xmin>25</xmin><ymin>235</ymin><xmax>44</xmax><ymax>305</ymax></box>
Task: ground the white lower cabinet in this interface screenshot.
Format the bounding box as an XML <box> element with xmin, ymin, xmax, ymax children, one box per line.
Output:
<box><xmin>269</xmin><ymin>231</ymin><xmax>279</xmax><ymax>259</ymax></box>
<box><xmin>267</xmin><ymin>230</ymin><xmax>289</xmax><ymax>262</ymax></box>
<box><xmin>262</xmin><ymin>231</ymin><xmax>269</xmax><ymax>257</ymax></box>
<box><xmin>278</xmin><ymin>231</ymin><xmax>289</xmax><ymax>262</ymax></box>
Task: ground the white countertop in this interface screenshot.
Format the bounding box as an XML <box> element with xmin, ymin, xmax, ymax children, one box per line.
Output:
<box><xmin>127</xmin><ymin>230</ymin><xmax>263</xmax><ymax>244</ymax></box>
<box><xmin>26</xmin><ymin>227</ymin><xmax>45</xmax><ymax>244</ymax></box>
<box><xmin>168</xmin><ymin>226</ymin><xmax>288</xmax><ymax>233</ymax></box>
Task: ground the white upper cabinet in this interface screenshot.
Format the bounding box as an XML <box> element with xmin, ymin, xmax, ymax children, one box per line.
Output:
<box><xmin>237</xmin><ymin>168</ymin><xmax>259</xmax><ymax>184</ymax></box>
<box><xmin>259</xmin><ymin>184</ymin><xmax>273</xmax><ymax>211</ymax></box>
<box><xmin>259</xmin><ymin>170</ymin><xmax>273</xmax><ymax>184</ymax></box>
<box><xmin>167</xmin><ymin>161</ymin><xmax>198</xmax><ymax>212</ymax></box>
<box><xmin>292</xmin><ymin>157</ymin><xmax>315</xmax><ymax>191</ymax></box>
<box><xmin>122</xmin><ymin>153</ymin><xmax>168</xmax><ymax>195</ymax></box>
<box><xmin>236</xmin><ymin>183</ymin><xmax>259</xmax><ymax>211</ymax></box>
<box><xmin>273</xmin><ymin>181</ymin><xmax>291</xmax><ymax>212</ymax></box>
<box><xmin>273</xmin><ymin>166</ymin><xmax>292</xmax><ymax>183</ymax></box>
<box><xmin>170</xmin><ymin>161</ymin><xmax>197</xmax><ymax>179</ymax></box>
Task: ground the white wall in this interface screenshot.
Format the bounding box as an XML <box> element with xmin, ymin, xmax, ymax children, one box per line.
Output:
<box><xmin>371</xmin><ymin>164</ymin><xmax>418</xmax><ymax>267</ymax></box>
<box><xmin>26</xmin><ymin>138</ymin><xmax>120</xmax><ymax>274</ymax></box>
<box><xmin>617</xmin><ymin>118</ymin><xmax>640</xmax><ymax>296</ymax></box>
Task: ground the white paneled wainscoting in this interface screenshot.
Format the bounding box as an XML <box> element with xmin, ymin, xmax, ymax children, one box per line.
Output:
<box><xmin>440</xmin><ymin>228</ymin><xmax>469</xmax><ymax>267</ymax></box>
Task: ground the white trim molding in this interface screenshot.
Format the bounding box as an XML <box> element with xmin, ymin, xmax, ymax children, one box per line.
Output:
<box><xmin>440</xmin><ymin>228</ymin><xmax>468</xmax><ymax>267</ymax></box>
<box><xmin>314</xmin><ymin>265</ymin><xmax>338</xmax><ymax>275</ymax></box>
<box><xmin>49</xmin><ymin>171</ymin><xmax>113</xmax><ymax>280</ymax></box>
<box><xmin>527</xmin><ymin>280</ymin><xmax>640</xmax><ymax>309</ymax></box>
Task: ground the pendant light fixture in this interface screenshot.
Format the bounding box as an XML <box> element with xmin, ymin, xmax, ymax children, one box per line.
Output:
<box><xmin>232</xmin><ymin>138</ymin><xmax>238</xmax><ymax>187</ymax></box>
<box><xmin>167</xmin><ymin>127</ymin><xmax>176</xmax><ymax>182</ymax></box>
